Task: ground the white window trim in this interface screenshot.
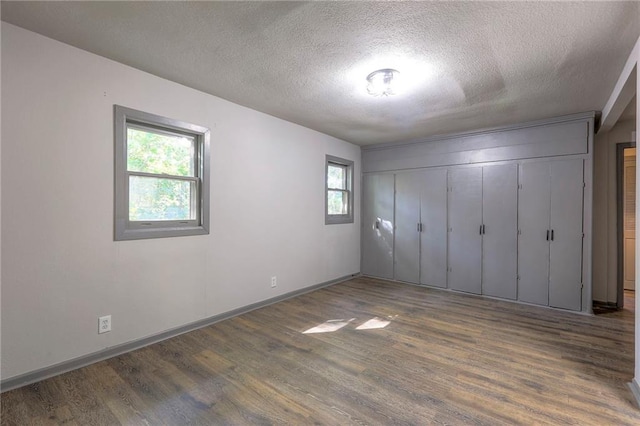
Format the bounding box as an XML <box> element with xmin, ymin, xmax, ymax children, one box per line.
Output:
<box><xmin>114</xmin><ymin>105</ymin><xmax>210</xmax><ymax>240</ymax></box>
<box><xmin>325</xmin><ymin>154</ymin><xmax>354</xmax><ymax>225</ymax></box>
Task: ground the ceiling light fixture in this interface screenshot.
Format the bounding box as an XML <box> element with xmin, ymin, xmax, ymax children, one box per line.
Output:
<box><xmin>366</xmin><ymin>68</ymin><xmax>400</xmax><ymax>96</ymax></box>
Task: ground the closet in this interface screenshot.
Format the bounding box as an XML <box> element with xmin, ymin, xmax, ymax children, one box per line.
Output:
<box><xmin>447</xmin><ymin>164</ymin><xmax>518</xmax><ymax>298</ymax></box>
<box><xmin>518</xmin><ymin>159</ymin><xmax>584</xmax><ymax>310</ymax></box>
<box><xmin>481</xmin><ymin>164</ymin><xmax>519</xmax><ymax>299</ymax></box>
<box><xmin>361</xmin><ymin>173</ymin><xmax>395</xmax><ymax>279</ymax></box>
<box><xmin>361</xmin><ymin>113</ymin><xmax>594</xmax><ymax>312</ymax></box>
<box><xmin>447</xmin><ymin>167</ymin><xmax>482</xmax><ymax>293</ymax></box>
<box><xmin>394</xmin><ymin>169</ymin><xmax>448</xmax><ymax>287</ymax></box>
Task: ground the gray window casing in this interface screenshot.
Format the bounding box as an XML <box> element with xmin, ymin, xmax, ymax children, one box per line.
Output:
<box><xmin>325</xmin><ymin>154</ymin><xmax>354</xmax><ymax>225</ymax></box>
<box><xmin>114</xmin><ymin>105</ymin><xmax>210</xmax><ymax>240</ymax></box>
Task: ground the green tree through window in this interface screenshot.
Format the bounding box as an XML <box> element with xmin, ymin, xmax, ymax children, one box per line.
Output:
<box><xmin>127</xmin><ymin>127</ymin><xmax>195</xmax><ymax>221</ymax></box>
<box><xmin>114</xmin><ymin>105</ymin><xmax>210</xmax><ymax>240</ymax></box>
<box><xmin>325</xmin><ymin>155</ymin><xmax>354</xmax><ymax>224</ymax></box>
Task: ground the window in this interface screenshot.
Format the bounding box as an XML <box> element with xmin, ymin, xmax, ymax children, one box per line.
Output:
<box><xmin>325</xmin><ymin>155</ymin><xmax>354</xmax><ymax>224</ymax></box>
<box><xmin>114</xmin><ymin>105</ymin><xmax>210</xmax><ymax>240</ymax></box>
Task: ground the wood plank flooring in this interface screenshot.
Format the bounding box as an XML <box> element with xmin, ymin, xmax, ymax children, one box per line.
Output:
<box><xmin>2</xmin><ymin>277</ymin><xmax>639</xmax><ymax>425</ymax></box>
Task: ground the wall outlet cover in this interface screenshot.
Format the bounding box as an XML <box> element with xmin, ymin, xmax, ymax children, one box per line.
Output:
<box><xmin>99</xmin><ymin>315</ymin><xmax>111</xmax><ymax>334</ymax></box>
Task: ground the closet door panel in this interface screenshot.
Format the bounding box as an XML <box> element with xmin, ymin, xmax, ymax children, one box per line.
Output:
<box><xmin>518</xmin><ymin>162</ymin><xmax>551</xmax><ymax>306</ymax></box>
<box><xmin>394</xmin><ymin>172</ymin><xmax>420</xmax><ymax>284</ymax></box>
<box><xmin>549</xmin><ymin>159</ymin><xmax>584</xmax><ymax>311</ymax></box>
<box><xmin>482</xmin><ymin>164</ymin><xmax>518</xmax><ymax>299</ymax></box>
<box><xmin>362</xmin><ymin>173</ymin><xmax>395</xmax><ymax>279</ymax></box>
<box><xmin>420</xmin><ymin>168</ymin><xmax>448</xmax><ymax>288</ymax></box>
<box><xmin>448</xmin><ymin>167</ymin><xmax>482</xmax><ymax>294</ymax></box>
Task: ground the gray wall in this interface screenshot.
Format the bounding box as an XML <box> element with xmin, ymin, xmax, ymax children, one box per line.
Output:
<box><xmin>1</xmin><ymin>23</ymin><xmax>361</xmax><ymax>380</ymax></box>
<box><xmin>362</xmin><ymin>113</ymin><xmax>595</xmax><ymax>312</ymax></box>
<box><xmin>593</xmin><ymin>119</ymin><xmax>636</xmax><ymax>303</ymax></box>
<box><xmin>362</xmin><ymin>117</ymin><xmax>590</xmax><ymax>173</ymax></box>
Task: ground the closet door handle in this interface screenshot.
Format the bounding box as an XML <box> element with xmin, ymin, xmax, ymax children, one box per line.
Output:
<box><xmin>417</xmin><ymin>223</ymin><xmax>421</xmax><ymax>232</ymax></box>
<box><xmin>479</xmin><ymin>225</ymin><xmax>483</xmax><ymax>235</ymax></box>
<box><xmin>482</xmin><ymin>224</ymin><xmax>486</xmax><ymax>235</ymax></box>
<box><xmin>546</xmin><ymin>230</ymin><xmax>549</xmax><ymax>241</ymax></box>
<box><xmin>375</xmin><ymin>221</ymin><xmax>379</xmax><ymax>230</ymax></box>
<box><xmin>551</xmin><ymin>229</ymin><xmax>554</xmax><ymax>241</ymax></box>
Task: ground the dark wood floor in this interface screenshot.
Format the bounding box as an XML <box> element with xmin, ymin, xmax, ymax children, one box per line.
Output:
<box><xmin>2</xmin><ymin>277</ymin><xmax>639</xmax><ymax>425</ymax></box>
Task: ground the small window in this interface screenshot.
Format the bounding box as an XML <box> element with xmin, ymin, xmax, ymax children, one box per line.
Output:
<box><xmin>114</xmin><ymin>105</ymin><xmax>210</xmax><ymax>240</ymax></box>
<box><xmin>326</xmin><ymin>155</ymin><xmax>354</xmax><ymax>224</ymax></box>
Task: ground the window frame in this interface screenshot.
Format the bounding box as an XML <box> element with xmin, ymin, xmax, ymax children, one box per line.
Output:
<box><xmin>325</xmin><ymin>155</ymin><xmax>354</xmax><ymax>225</ymax></box>
<box><xmin>114</xmin><ymin>105</ymin><xmax>210</xmax><ymax>240</ymax></box>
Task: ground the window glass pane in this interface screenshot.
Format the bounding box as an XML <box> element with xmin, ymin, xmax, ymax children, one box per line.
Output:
<box><xmin>127</xmin><ymin>126</ymin><xmax>194</xmax><ymax>176</ymax></box>
<box><xmin>328</xmin><ymin>190</ymin><xmax>348</xmax><ymax>215</ymax></box>
<box><xmin>327</xmin><ymin>164</ymin><xmax>346</xmax><ymax>189</ymax></box>
<box><xmin>129</xmin><ymin>176</ymin><xmax>195</xmax><ymax>221</ymax></box>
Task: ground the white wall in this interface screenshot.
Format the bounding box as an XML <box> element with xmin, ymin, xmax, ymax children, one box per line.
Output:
<box><xmin>593</xmin><ymin>119</ymin><xmax>636</xmax><ymax>303</ymax></box>
<box><xmin>0</xmin><ymin>23</ymin><xmax>361</xmax><ymax>380</ymax></box>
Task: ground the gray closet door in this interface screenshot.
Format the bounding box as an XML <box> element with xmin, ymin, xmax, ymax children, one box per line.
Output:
<box><xmin>482</xmin><ymin>164</ymin><xmax>518</xmax><ymax>299</ymax></box>
<box><xmin>394</xmin><ymin>172</ymin><xmax>420</xmax><ymax>284</ymax></box>
<box><xmin>420</xmin><ymin>168</ymin><xmax>448</xmax><ymax>288</ymax></box>
<box><xmin>518</xmin><ymin>162</ymin><xmax>551</xmax><ymax>306</ymax></box>
<box><xmin>549</xmin><ymin>159</ymin><xmax>584</xmax><ymax>311</ymax></box>
<box><xmin>448</xmin><ymin>167</ymin><xmax>482</xmax><ymax>294</ymax></box>
<box><xmin>362</xmin><ymin>173</ymin><xmax>395</xmax><ymax>279</ymax></box>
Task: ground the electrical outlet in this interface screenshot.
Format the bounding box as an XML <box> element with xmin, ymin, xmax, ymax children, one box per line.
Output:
<box><xmin>99</xmin><ymin>315</ymin><xmax>111</xmax><ymax>334</ymax></box>
<box><xmin>270</xmin><ymin>276</ymin><xmax>277</xmax><ymax>288</ymax></box>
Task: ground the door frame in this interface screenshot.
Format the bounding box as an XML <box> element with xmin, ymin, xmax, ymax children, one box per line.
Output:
<box><xmin>616</xmin><ymin>141</ymin><xmax>636</xmax><ymax>308</ymax></box>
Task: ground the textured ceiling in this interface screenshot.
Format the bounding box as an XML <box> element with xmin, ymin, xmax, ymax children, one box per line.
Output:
<box><xmin>2</xmin><ymin>1</ymin><xmax>639</xmax><ymax>145</ymax></box>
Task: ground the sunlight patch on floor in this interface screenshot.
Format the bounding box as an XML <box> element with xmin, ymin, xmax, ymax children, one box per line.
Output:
<box><xmin>356</xmin><ymin>316</ymin><xmax>392</xmax><ymax>330</ymax></box>
<box><xmin>302</xmin><ymin>318</ymin><xmax>355</xmax><ymax>334</ymax></box>
<box><xmin>303</xmin><ymin>315</ymin><xmax>398</xmax><ymax>334</ymax></box>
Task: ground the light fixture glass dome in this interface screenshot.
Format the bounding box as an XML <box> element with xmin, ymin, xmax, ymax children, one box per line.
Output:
<box><xmin>366</xmin><ymin>68</ymin><xmax>400</xmax><ymax>96</ymax></box>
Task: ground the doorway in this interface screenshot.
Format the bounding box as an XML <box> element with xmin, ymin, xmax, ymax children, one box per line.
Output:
<box><xmin>617</xmin><ymin>142</ymin><xmax>636</xmax><ymax>308</ymax></box>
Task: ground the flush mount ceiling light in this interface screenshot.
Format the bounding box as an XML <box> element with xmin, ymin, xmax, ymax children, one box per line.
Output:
<box><xmin>366</xmin><ymin>68</ymin><xmax>400</xmax><ymax>96</ymax></box>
